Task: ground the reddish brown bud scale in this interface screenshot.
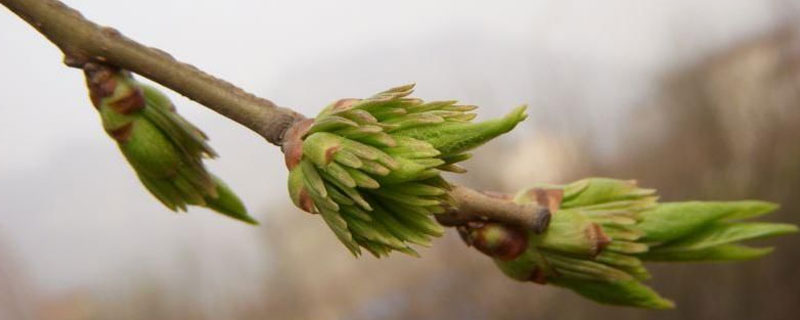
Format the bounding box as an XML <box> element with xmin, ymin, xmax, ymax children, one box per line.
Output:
<box><xmin>332</xmin><ymin>98</ymin><xmax>361</xmax><ymax>111</ymax></box>
<box><xmin>469</xmin><ymin>223</ymin><xmax>529</xmax><ymax>261</ymax></box>
<box><xmin>108</xmin><ymin>122</ymin><xmax>134</xmax><ymax>142</ymax></box>
<box><xmin>282</xmin><ymin>118</ymin><xmax>314</xmax><ymax>170</ymax></box>
<box><xmin>324</xmin><ymin>145</ymin><xmax>340</xmax><ymax>164</ymax></box>
<box><xmin>588</xmin><ymin>223</ymin><xmax>611</xmax><ymax>255</ymax></box>
<box><xmin>456</xmin><ymin>226</ymin><xmax>473</xmax><ymax>246</ymax></box>
<box><xmin>84</xmin><ymin>63</ymin><xmax>118</xmax><ymax>108</ymax></box>
<box><xmin>108</xmin><ymin>88</ymin><xmax>145</xmax><ymax>114</ymax></box>
<box><xmin>298</xmin><ymin>188</ymin><xmax>315</xmax><ymax>213</ymax></box>
<box><xmin>528</xmin><ymin>267</ymin><xmax>548</xmax><ymax>284</ymax></box>
<box><xmin>528</xmin><ymin>188</ymin><xmax>564</xmax><ymax>214</ymax></box>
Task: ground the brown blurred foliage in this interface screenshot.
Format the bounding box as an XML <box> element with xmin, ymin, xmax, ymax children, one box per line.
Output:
<box><xmin>594</xmin><ymin>26</ymin><xmax>800</xmax><ymax>320</ymax></box>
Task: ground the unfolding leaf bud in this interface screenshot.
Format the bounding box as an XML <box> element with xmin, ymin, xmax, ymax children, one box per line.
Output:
<box><xmin>283</xmin><ymin>84</ymin><xmax>528</xmax><ymax>257</ymax></box>
<box><xmin>84</xmin><ymin>63</ymin><xmax>256</xmax><ymax>224</ymax></box>
<box><xmin>471</xmin><ymin>178</ymin><xmax>796</xmax><ymax>309</ymax></box>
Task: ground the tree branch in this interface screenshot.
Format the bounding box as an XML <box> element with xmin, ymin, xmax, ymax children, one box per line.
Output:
<box><xmin>1</xmin><ymin>0</ymin><xmax>302</xmax><ymax>145</ymax></box>
<box><xmin>0</xmin><ymin>0</ymin><xmax>550</xmax><ymax>232</ymax></box>
<box><xmin>439</xmin><ymin>185</ymin><xmax>551</xmax><ymax>233</ymax></box>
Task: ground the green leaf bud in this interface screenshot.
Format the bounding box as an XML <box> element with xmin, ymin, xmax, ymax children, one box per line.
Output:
<box><xmin>283</xmin><ymin>84</ymin><xmax>528</xmax><ymax>257</ymax></box>
<box><xmin>84</xmin><ymin>64</ymin><xmax>255</xmax><ymax>224</ymax></box>
<box><xmin>462</xmin><ymin>177</ymin><xmax>796</xmax><ymax>309</ymax></box>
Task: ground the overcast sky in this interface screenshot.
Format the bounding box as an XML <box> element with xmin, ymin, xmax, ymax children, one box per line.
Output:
<box><xmin>0</xmin><ymin>0</ymin><xmax>789</xmax><ymax>297</ymax></box>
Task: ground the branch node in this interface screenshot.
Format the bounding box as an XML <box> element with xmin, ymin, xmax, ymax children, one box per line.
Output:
<box><xmin>439</xmin><ymin>185</ymin><xmax>552</xmax><ymax>233</ymax></box>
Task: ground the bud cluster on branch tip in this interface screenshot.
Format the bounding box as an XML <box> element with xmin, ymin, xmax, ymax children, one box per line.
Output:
<box><xmin>283</xmin><ymin>84</ymin><xmax>528</xmax><ymax>257</ymax></box>
<box><xmin>83</xmin><ymin>63</ymin><xmax>256</xmax><ymax>224</ymax></box>
<box><xmin>461</xmin><ymin>178</ymin><xmax>798</xmax><ymax>309</ymax></box>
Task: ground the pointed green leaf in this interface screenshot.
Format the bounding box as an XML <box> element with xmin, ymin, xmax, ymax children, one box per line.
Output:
<box><xmin>324</xmin><ymin>162</ymin><xmax>357</xmax><ymax>189</ymax></box>
<box><xmin>205</xmin><ymin>176</ymin><xmax>257</xmax><ymax>225</ymax></box>
<box><xmin>318</xmin><ymin>207</ymin><xmax>360</xmax><ymax>256</ymax></box>
<box><xmin>308</xmin><ymin>116</ymin><xmax>359</xmax><ymax>135</ymax></box>
<box><xmin>560</xmin><ymin>178</ymin><xmax>654</xmax><ymax>209</ymax></box>
<box><xmin>393</xmin><ymin>105</ymin><xmax>527</xmax><ymax>157</ymax></box>
<box><xmin>639</xmin><ymin>202</ymin><xmax>776</xmax><ymax>243</ymax></box>
<box><xmin>345</xmin><ymin>167</ymin><xmax>381</xmax><ymax>189</ymax></box>
<box><xmin>651</xmin><ymin>222</ymin><xmax>797</xmax><ymax>252</ymax></box>
<box><xmin>549</xmin><ymin>278</ymin><xmax>674</xmax><ymax>309</ymax></box>
<box><xmin>302</xmin><ymin>132</ymin><xmax>343</xmax><ymax>167</ymax></box>
<box><xmin>640</xmin><ymin>244</ymin><xmax>775</xmax><ymax>262</ymax></box>
<box><xmin>340</xmin><ymin>205</ymin><xmax>372</xmax><ymax>222</ymax></box>
<box><xmin>300</xmin><ymin>159</ymin><xmax>327</xmax><ymax>198</ymax></box>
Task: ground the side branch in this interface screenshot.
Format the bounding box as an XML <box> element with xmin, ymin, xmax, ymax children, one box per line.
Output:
<box><xmin>0</xmin><ymin>0</ymin><xmax>302</xmax><ymax>145</ymax></box>
<box><xmin>439</xmin><ymin>185</ymin><xmax>551</xmax><ymax>233</ymax></box>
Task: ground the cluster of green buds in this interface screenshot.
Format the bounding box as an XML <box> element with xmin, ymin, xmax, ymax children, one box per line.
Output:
<box><xmin>283</xmin><ymin>84</ymin><xmax>527</xmax><ymax>257</ymax></box>
<box><xmin>462</xmin><ymin>178</ymin><xmax>797</xmax><ymax>309</ymax></box>
<box><xmin>83</xmin><ymin>63</ymin><xmax>255</xmax><ymax>224</ymax></box>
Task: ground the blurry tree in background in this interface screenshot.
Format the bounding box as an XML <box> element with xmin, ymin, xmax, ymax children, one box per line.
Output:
<box><xmin>596</xmin><ymin>26</ymin><xmax>800</xmax><ymax>320</ymax></box>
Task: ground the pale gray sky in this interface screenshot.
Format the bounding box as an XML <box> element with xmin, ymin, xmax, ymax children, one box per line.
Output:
<box><xmin>0</xmin><ymin>0</ymin><xmax>789</xmax><ymax>299</ymax></box>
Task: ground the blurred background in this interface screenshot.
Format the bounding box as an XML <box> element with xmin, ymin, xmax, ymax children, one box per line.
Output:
<box><xmin>1</xmin><ymin>0</ymin><xmax>800</xmax><ymax>319</ymax></box>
